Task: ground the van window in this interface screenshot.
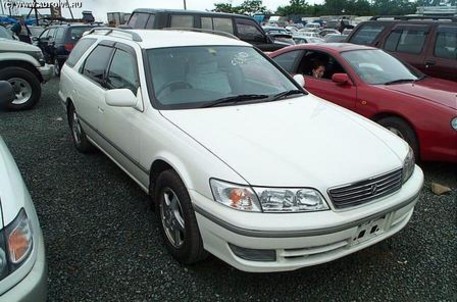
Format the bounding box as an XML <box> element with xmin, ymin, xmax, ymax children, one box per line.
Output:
<box><xmin>385</xmin><ymin>27</ymin><xmax>427</xmax><ymax>55</ymax></box>
<box><xmin>128</xmin><ymin>12</ymin><xmax>150</xmax><ymax>29</ymax></box>
<box><xmin>202</xmin><ymin>17</ymin><xmax>233</xmax><ymax>34</ymax></box>
<box><xmin>434</xmin><ymin>26</ymin><xmax>457</xmax><ymax>59</ymax></box>
<box><xmin>170</xmin><ymin>15</ymin><xmax>194</xmax><ymax>28</ymax></box>
<box><xmin>349</xmin><ymin>24</ymin><xmax>385</xmax><ymax>45</ymax></box>
<box><xmin>145</xmin><ymin>14</ymin><xmax>156</xmax><ymax>29</ymax></box>
<box><xmin>235</xmin><ymin>18</ymin><xmax>265</xmax><ymax>42</ymax></box>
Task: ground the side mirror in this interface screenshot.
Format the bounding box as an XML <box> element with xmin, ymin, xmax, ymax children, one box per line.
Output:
<box><xmin>105</xmin><ymin>89</ymin><xmax>137</xmax><ymax>107</ymax></box>
<box><xmin>293</xmin><ymin>74</ymin><xmax>305</xmax><ymax>87</ymax></box>
<box><xmin>332</xmin><ymin>73</ymin><xmax>352</xmax><ymax>85</ymax></box>
<box><xmin>0</xmin><ymin>81</ymin><xmax>14</xmax><ymax>110</ymax></box>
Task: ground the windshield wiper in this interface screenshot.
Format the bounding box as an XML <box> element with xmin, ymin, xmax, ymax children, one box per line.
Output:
<box><xmin>266</xmin><ymin>90</ymin><xmax>305</xmax><ymax>102</ymax></box>
<box><xmin>384</xmin><ymin>79</ymin><xmax>416</xmax><ymax>85</ymax></box>
<box><xmin>201</xmin><ymin>94</ymin><xmax>269</xmax><ymax>108</ymax></box>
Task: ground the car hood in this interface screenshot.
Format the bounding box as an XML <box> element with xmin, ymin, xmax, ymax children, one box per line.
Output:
<box><xmin>0</xmin><ymin>137</ymin><xmax>27</xmax><ymax>225</ymax></box>
<box><xmin>160</xmin><ymin>96</ymin><xmax>408</xmax><ymax>189</ymax></box>
<box><xmin>0</xmin><ymin>38</ymin><xmax>41</xmax><ymax>52</ymax></box>
<box><xmin>381</xmin><ymin>79</ymin><xmax>457</xmax><ymax>109</ymax></box>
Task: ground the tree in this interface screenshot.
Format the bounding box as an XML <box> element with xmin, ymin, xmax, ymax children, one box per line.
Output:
<box><xmin>276</xmin><ymin>0</ymin><xmax>311</xmax><ymax>16</ymax></box>
<box><xmin>212</xmin><ymin>3</ymin><xmax>241</xmax><ymax>14</ymax></box>
<box><xmin>213</xmin><ymin>1</ymin><xmax>268</xmax><ymax>15</ymax></box>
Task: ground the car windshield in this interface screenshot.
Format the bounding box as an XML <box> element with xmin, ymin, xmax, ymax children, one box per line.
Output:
<box><xmin>70</xmin><ymin>26</ymin><xmax>93</xmax><ymax>41</ymax></box>
<box><xmin>146</xmin><ymin>46</ymin><xmax>300</xmax><ymax>109</ymax></box>
<box><xmin>0</xmin><ymin>26</ymin><xmax>13</xmax><ymax>39</ymax></box>
<box><xmin>341</xmin><ymin>49</ymin><xmax>422</xmax><ymax>85</ymax></box>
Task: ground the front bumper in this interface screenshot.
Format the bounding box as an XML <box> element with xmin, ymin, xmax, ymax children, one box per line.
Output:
<box><xmin>192</xmin><ymin>167</ymin><xmax>424</xmax><ymax>273</ymax></box>
<box><xmin>0</xmin><ymin>229</ymin><xmax>47</xmax><ymax>301</ymax></box>
<box><xmin>38</xmin><ymin>64</ymin><xmax>53</xmax><ymax>82</ymax></box>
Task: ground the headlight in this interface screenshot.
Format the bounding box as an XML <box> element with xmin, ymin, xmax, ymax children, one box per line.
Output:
<box><xmin>254</xmin><ymin>188</ymin><xmax>328</xmax><ymax>212</ymax></box>
<box><xmin>210</xmin><ymin>179</ymin><xmax>261</xmax><ymax>212</ymax></box>
<box><xmin>210</xmin><ymin>179</ymin><xmax>329</xmax><ymax>212</ymax></box>
<box><xmin>451</xmin><ymin>117</ymin><xmax>457</xmax><ymax>131</ymax></box>
<box><xmin>0</xmin><ymin>208</ymin><xmax>34</xmax><ymax>281</ymax></box>
<box><xmin>402</xmin><ymin>147</ymin><xmax>415</xmax><ymax>183</ymax></box>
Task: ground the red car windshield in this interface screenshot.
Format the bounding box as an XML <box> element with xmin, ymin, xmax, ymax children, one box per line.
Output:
<box><xmin>341</xmin><ymin>49</ymin><xmax>423</xmax><ymax>85</ymax></box>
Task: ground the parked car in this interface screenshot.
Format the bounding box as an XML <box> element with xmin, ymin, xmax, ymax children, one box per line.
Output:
<box><xmin>324</xmin><ymin>34</ymin><xmax>348</xmax><ymax>43</ymax></box>
<box><xmin>36</xmin><ymin>23</ymin><xmax>100</xmax><ymax>76</ymax></box>
<box><xmin>126</xmin><ymin>8</ymin><xmax>287</xmax><ymax>52</ymax></box>
<box><xmin>269</xmin><ymin>43</ymin><xmax>457</xmax><ymax>163</ymax></box>
<box><xmin>59</xmin><ymin>28</ymin><xmax>423</xmax><ymax>273</ymax></box>
<box><xmin>346</xmin><ymin>16</ymin><xmax>457</xmax><ymax>81</ymax></box>
<box><xmin>293</xmin><ymin>35</ymin><xmax>324</xmax><ymax>44</ymax></box>
<box><xmin>319</xmin><ymin>28</ymin><xmax>340</xmax><ymax>37</ymax></box>
<box><xmin>0</xmin><ymin>37</ymin><xmax>53</xmax><ymax>110</ymax></box>
<box><xmin>262</xmin><ymin>26</ymin><xmax>295</xmax><ymax>45</ymax></box>
<box><xmin>0</xmin><ymin>135</ymin><xmax>47</xmax><ymax>301</ymax></box>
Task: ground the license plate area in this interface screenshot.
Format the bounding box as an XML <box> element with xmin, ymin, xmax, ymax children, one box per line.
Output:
<box><xmin>352</xmin><ymin>215</ymin><xmax>386</xmax><ymax>245</ymax></box>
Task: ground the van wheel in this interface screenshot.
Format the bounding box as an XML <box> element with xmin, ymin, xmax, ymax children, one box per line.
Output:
<box><xmin>67</xmin><ymin>103</ymin><xmax>93</xmax><ymax>153</ymax></box>
<box><xmin>378</xmin><ymin>117</ymin><xmax>419</xmax><ymax>161</ymax></box>
<box><xmin>0</xmin><ymin>67</ymin><xmax>41</xmax><ymax>110</ymax></box>
<box><xmin>154</xmin><ymin>170</ymin><xmax>207</xmax><ymax>264</ymax></box>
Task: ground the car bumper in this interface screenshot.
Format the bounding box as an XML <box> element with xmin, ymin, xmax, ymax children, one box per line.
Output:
<box><xmin>192</xmin><ymin>166</ymin><xmax>423</xmax><ymax>273</ymax></box>
<box><xmin>0</xmin><ymin>230</ymin><xmax>47</xmax><ymax>302</ymax></box>
<box><xmin>38</xmin><ymin>64</ymin><xmax>53</xmax><ymax>82</ymax></box>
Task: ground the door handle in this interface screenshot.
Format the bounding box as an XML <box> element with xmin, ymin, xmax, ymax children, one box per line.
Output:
<box><xmin>425</xmin><ymin>60</ymin><xmax>435</xmax><ymax>68</ymax></box>
<box><xmin>98</xmin><ymin>106</ymin><xmax>104</xmax><ymax>113</ymax></box>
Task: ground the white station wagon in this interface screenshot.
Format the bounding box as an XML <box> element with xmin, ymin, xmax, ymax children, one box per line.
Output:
<box><xmin>59</xmin><ymin>28</ymin><xmax>423</xmax><ymax>272</ymax></box>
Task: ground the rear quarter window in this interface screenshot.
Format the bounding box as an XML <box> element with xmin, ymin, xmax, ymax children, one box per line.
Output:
<box><xmin>170</xmin><ymin>15</ymin><xmax>194</xmax><ymax>28</ymax></box>
<box><xmin>349</xmin><ymin>24</ymin><xmax>385</xmax><ymax>45</ymax></box>
<box><xmin>66</xmin><ymin>38</ymin><xmax>97</xmax><ymax>67</ymax></box>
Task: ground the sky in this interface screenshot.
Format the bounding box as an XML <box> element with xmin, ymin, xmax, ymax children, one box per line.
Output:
<box><xmin>4</xmin><ymin>0</ymin><xmax>324</xmax><ymax>21</ymax></box>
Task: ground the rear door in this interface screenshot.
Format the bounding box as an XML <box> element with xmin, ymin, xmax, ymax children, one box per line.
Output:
<box><xmin>425</xmin><ymin>25</ymin><xmax>457</xmax><ymax>81</ymax></box>
<box><xmin>381</xmin><ymin>24</ymin><xmax>430</xmax><ymax>73</ymax></box>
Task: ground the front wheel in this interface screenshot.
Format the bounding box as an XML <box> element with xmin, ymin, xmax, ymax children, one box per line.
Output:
<box><xmin>0</xmin><ymin>67</ymin><xmax>41</xmax><ymax>110</ymax></box>
<box><xmin>378</xmin><ymin>117</ymin><xmax>419</xmax><ymax>161</ymax></box>
<box><xmin>154</xmin><ymin>170</ymin><xmax>207</xmax><ymax>264</ymax></box>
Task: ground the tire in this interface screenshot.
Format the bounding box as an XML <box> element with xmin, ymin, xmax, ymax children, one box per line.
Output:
<box><xmin>54</xmin><ymin>58</ymin><xmax>61</xmax><ymax>77</ymax></box>
<box><xmin>67</xmin><ymin>103</ymin><xmax>94</xmax><ymax>153</ymax></box>
<box><xmin>378</xmin><ymin>117</ymin><xmax>419</xmax><ymax>161</ymax></box>
<box><xmin>0</xmin><ymin>67</ymin><xmax>41</xmax><ymax>110</ymax></box>
<box><xmin>154</xmin><ymin>170</ymin><xmax>207</xmax><ymax>264</ymax></box>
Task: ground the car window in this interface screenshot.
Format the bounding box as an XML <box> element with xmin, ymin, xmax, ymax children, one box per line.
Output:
<box><xmin>170</xmin><ymin>15</ymin><xmax>194</xmax><ymax>28</ymax></box>
<box><xmin>434</xmin><ymin>26</ymin><xmax>457</xmax><ymax>59</ymax></box>
<box><xmin>128</xmin><ymin>12</ymin><xmax>150</xmax><ymax>29</ymax></box>
<box><xmin>82</xmin><ymin>45</ymin><xmax>113</xmax><ymax>85</ymax></box>
<box><xmin>272</xmin><ymin>50</ymin><xmax>303</xmax><ymax>73</ymax></box>
<box><xmin>349</xmin><ymin>24</ymin><xmax>385</xmax><ymax>45</ymax></box>
<box><xmin>146</xmin><ymin>46</ymin><xmax>297</xmax><ymax>109</ymax></box>
<box><xmin>297</xmin><ymin>51</ymin><xmax>347</xmax><ymax>80</ymax></box>
<box><xmin>47</xmin><ymin>28</ymin><xmax>56</xmax><ymax>39</ymax></box>
<box><xmin>107</xmin><ymin>49</ymin><xmax>139</xmax><ymax>93</ymax></box>
<box><xmin>39</xmin><ymin>29</ymin><xmax>49</xmax><ymax>39</ymax></box>
<box><xmin>0</xmin><ymin>26</ymin><xmax>13</xmax><ymax>39</ymax></box>
<box><xmin>70</xmin><ymin>27</ymin><xmax>93</xmax><ymax>42</ymax></box>
<box><xmin>145</xmin><ymin>14</ymin><xmax>156</xmax><ymax>29</ymax></box>
<box><xmin>202</xmin><ymin>17</ymin><xmax>234</xmax><ymax>34</ymax></box>
<box><xmin>66</xmin><ymin>38</ymin><xmax>97</xmax><ymax>67</ymax></box>
<box><xmin>235</xmin><ymin>18</ymin><xmax>265</xmax><ymax>43</ymax></box>
<box><xmin>55</xmin><ymin>28</ymin><xmax>65</xmax><ymax>42</ymax></box>
<box><xmin>385</xmin><ymin>27</ymin><xmax>428</xmax><ymax>54</ymax></box>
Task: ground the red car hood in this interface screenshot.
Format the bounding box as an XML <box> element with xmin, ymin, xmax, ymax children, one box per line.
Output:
<box><xmin>381</xmin><ymin>78</ymin><xmax>457</xmax><ymax>110</ymax></box>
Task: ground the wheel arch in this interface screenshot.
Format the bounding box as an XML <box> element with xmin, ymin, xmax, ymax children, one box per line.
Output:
<box><xmin>0</xmin><ymin>60</ymin><xmax>43</xmax><ymax>82</ymax></box>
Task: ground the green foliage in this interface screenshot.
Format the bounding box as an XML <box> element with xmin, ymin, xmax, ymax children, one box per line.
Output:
<box><xmin>213</xmin><ymin>1</ymin><xmax>268</xmax><ymax>15</ymax></box>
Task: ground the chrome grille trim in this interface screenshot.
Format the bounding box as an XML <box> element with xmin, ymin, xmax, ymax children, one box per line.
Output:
<box><xmin>328</xmin><ymin>168</ymin><xmax>403</xmax><ymax>209</ymax></box>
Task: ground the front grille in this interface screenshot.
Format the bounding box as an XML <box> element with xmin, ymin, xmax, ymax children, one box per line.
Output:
<box><xmin>328</xmin><ymin>169</ymin><xmax>403</xmax><ymax>209</ymax></box>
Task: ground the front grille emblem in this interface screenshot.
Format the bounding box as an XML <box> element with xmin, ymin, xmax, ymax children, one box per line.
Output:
<box><xmin>371</xmin><ymin>184</ymin><xmax>378</xmax><ymax>195</ymax></box>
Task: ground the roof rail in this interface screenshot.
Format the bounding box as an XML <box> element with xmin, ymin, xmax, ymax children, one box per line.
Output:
<box><xmin>370</xmin><ymin>15</ymin><xmax>457</xmax><ymax>22</ymax></box>
<box><xmin>162</xmin><ymin>27</ymin><xmax>239</xmax><ymax>40</ymax></box>
<box><xmin>83</xmin><ymin>27</ymin><xmax>143</xmax><ymax>42</ymax></box>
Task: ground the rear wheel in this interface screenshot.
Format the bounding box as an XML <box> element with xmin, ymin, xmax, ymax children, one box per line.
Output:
<box><xmin>154</xmin><ymin>170</ymin><xmax>207</xmax><ymax>264</ymax></box>
<box><xmin>378</xmin><ymin>117</ymin><xmax>419</xmax><ymax>160</ymax></box>
<box><xmin>0</xmin><ymin>67</ymin><xmax>41</xmax><ymax>110</ymax></box>
<box><xmin>67</xmin><ymin>103</ymin><xmax>93</xmax><ymax>153</ymax></box>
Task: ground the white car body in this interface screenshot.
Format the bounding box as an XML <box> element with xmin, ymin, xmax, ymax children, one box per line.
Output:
<box><xmin>0</xmin><ymin>136</ymin><xmax>47</xmax><ymax>301</ymax></box>
<box><xmin>59</xmin><ymin>29</ymin><xmax>423</xmax><ymax>272</ymax></box>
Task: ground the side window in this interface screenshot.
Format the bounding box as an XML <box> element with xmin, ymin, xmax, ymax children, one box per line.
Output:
<box><xmin>235</xmin><ymin>18</ymin><xmax>265</xmax><ymax>43</ymax></box>
<box><xmin>298</xmin><ymin>51</ymin><xmax>345</xmax><ymax>80</ymax></box>
<box><xmin>349</xmin><ymin>24</ymin><xmax>385</xmax><ymax>45</ymax></box>
<box><xmin>201</xmin><ymin>17</ymin><xmax>212</xmax><ymax>30</ymax></box>
<box><xmin>39</xmin><ymin>29</ymin><xmax>49</xmax><ymax>39</ymax></box>
<box><xmin>107</xmin><ymin>49</ymin><xmax>139</xmax><ymax>94</ymax></box>
<box><xmin>434</xmin><ymin>26</ymin><xmax>457</xmax><ymax>59</ymax></box>
<box><xmin>47</xmin><ymin>28</ymin><xmax>56</xmax><ymax>40</ymax></box>
<box><xmin>272</xmin><ymin>50</ymin><xmax>303</xmax><ymax>73</ymax></box>
<box><xmin>128</xmin><ymin>12</ymin><xmax>150</xmax><ymax>29</ymax></box>
<box><xmin>170</xmin><ymin>15</ymin><xmax>194</xmax><ymax>28</ymax></box>
<box><xmin>82</xmin><ymin>45</ymin><xmax>113</xmax><ymax>85</ymax></box>
<box><xmin>54</xmin><ymin>28</ymin><xmax>65</xmax><ymax>42</ymax></box>
<box><xmin>384</xmin><ymin>30</ymin><xmax>401</xmax><ymax>51</ymax></box>
<box><xmin>145</xmin><ymin>14</ymin><xmax>156</xmax><ymax>29</ymax></box>
<box><xmin>390</xmin><ymin>28</ymin><xmax>427</xmax><ymax>54</ymax></box>
<box><xmin>201</xmin><ymin>17</ymin><xmax>233</xmax><ymax>34</ymax></box>
<box><xmin>66</xmin><ymin>38</ymin><xmax>97</xmax><ymax>67</ymax></box>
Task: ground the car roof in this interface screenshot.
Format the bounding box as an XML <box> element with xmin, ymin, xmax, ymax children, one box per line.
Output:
<box><xmin>132</xmin><ymin>8</ymin><xmax>252</xmax><ymax>19</ymax></box>
<box><xmin>87</xmin><ymin>29</ymin><xmax>250</xmax><ymax>49</ymax></box>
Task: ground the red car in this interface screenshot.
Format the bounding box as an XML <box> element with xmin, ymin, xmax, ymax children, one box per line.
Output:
<box><xmin>269</xmin><ymin>43</ymin><xmax>457</xmax><ymax>163</ymax></box>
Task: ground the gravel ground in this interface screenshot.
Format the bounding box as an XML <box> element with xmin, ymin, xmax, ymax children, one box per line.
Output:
<box><xmin>0</xmin><ymin>78</ymin><xmax>456</xmax><ymax>302</ymax></box>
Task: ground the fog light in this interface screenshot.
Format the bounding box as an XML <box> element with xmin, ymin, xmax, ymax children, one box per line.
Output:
<box><xmin>229</xmin><ymin>244</ymin><xmax>276</xmax><ymax>262</ymax></box>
